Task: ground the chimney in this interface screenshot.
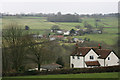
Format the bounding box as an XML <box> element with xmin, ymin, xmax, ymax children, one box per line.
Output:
<box><xmin>98</xmin><ymin>44</ymin><xmax>101</xmax><ymax>49</ymax></box>
<box><xmin>75</xmin><ymin>43</ymin><xmax>79</xmax><ymax>49</ymax></box>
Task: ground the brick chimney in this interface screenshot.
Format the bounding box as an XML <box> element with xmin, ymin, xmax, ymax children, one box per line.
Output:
<box><xmin>75</xmin><ymin>43</ymin><xmax>79</xmax><ymax>49</ymax></box>
<box><xmin>98</xmin><ymin>44</ymin><xmax>101</xmax><ymax>49</ymax></box>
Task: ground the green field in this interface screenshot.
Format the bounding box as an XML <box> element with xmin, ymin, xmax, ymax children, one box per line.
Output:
<box><xmin>72</xmin><ymin>34</ymin><xmax>118</xmax><ymax>45</ymax></box>
<box><xmin>6</xmin><ymin>72</ymin><xmax>118</xmax><ymax>78</ymax></box>
<box><xmin>2</xmin><ymin>16</ymin><xmax>118</xmax><ymax>29</ymax></box>
<box><xmin>1</xmin><ymin>16</ymin><xmax>118</xmax><ymax>45</ymax></box>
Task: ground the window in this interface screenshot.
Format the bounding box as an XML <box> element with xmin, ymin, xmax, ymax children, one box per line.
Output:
<box><xmin>77</xmin><ymin>56</ymin><xmax>80</xmax><ymax>59</ymax></box>
<box><xmin>72</xmin><ymin>56</ymin><xmax>75</xmax><ymax>59</ymax></box>
<box><xmin>90</xmin><ymin>56</ymin><xmax>94</xmax><ymax>60</ymax></box>
<box><xmin>108</xmin><ymin>57</ymin><xmax>110</xmax><ymax>60</ymax></box>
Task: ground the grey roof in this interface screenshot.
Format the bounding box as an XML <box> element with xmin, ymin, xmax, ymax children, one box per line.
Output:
<box><xmin>41</xmin><ymin>63</ymin><xmax>62</xmax><ymax>70</ymax></box>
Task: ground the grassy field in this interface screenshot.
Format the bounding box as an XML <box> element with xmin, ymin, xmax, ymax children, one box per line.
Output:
<box><xmin>1</xmin><ymin>16</ymin><xmax>118</xmax><ymax>45</ymax></box>
<box><xmin>2</xmin><ymin>16</ymin><xmax>118</xmax><ymax>30</ymax></box>
<box><xmin>6</xmin><ymin>72</ymin><xmax>118</xmax><ymax>78</ymax></box>
<box><xmin>72</xmin><ymin>34</ymin><xmax>118</xmax><ymax>45</ymax></box>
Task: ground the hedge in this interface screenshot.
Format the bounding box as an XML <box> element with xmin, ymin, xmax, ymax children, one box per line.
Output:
<box><xmin>2</xmin><ymin>65</ymin><xmax>120</xmax><ymax>77</ymax></box>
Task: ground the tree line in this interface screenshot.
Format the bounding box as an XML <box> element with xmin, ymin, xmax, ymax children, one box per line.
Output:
<box><xmin>47</xmin><ymin>12</ymin><xmax>82</xmax><ymax>22</ymax></box>
<box><xmin>1</xmin><ymin>12</ymin><xmax>118</xmax><ymax>18</ymax></box>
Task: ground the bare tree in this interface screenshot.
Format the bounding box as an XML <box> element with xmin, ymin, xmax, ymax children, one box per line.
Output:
<box><xmin>28</xmin><ymin>39</ymin><xmax>56</xmax><ymax>71</ymax></box>
<box><xmin>2</xmin><ymin>23</ymin><xmax>31</xmax><ymax>72</ymax></box>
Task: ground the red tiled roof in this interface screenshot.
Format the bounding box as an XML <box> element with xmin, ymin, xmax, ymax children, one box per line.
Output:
<box><xmin>85</xmin><ymin>61</ymin><xmax>100</xmax><ymax>66</ymax></box>
<box><xmin>95</xmin><ymin>49</ymin><xmax>112</xmax><ymax>59</ymax></box>
<box><xmin>50</xmin><ymin>35</ymin><xmax>64</xmax><ymax>38</ymax></box>
<box><xmin>71</xmin><ymin>47</ymin><xmax>98</xmax><ymax>56</ymax></box>
<box><xmin>71</xmin><ymin>47</ymin><xmax>112</xmax><ymax>59</ymax></box>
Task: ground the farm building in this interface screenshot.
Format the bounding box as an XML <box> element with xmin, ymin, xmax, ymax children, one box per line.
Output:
<box><xmin>41</xmin><ymin>63</ymin><xmax>62</xmax><ymax>71</ymax></box>
<box><xmin>72</xmin><ymin>38</ymin><xmax>84</xmax><ymax>43</ymax></box>
<box><xmin>70</xmin><ymin>45</ymin><xmax>119</xmax><ymax>68</ymax></box>
<box><xmin>49</xmin><ymin>35</ymin><xmax>64</xmax><ymax>40</ymax></box>
<box><xmin>28</xmin><ymin>63</ymin><xmax>62</xmax><ymax>71</ymax></box>
<box><xmin>56</xmin><ymin>30</ymin><xmax>63</xmax><ymax>35</ymax></box>
<box><xmin>63</xmin><ymin>31</ymin><xmax>70</xmax><ymax>36</ymax></box>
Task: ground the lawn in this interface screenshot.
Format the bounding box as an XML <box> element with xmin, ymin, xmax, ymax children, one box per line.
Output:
<box><xmin>6</xmin><ymin>72</ymin><xmax>118</xmax><ymax>78</ymax></box>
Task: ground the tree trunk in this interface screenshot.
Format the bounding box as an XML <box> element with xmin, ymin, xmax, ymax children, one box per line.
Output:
<box><xmin>38</xmin><ymin>63</ymin><xmax>40</xmax><ymax>71</ymax></box>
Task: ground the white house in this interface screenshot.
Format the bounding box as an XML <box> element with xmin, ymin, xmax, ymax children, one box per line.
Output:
<box><xmin>73</xmin><ymin>38</ymin><xmax>84</xmax><ymax>43</ymax></box>
<box><xmin>63</xmin><ymin>31</ymin><xmax>70</xmax><ymax>36</ymax></box>
<box><xmin>70</xmin><ymin>46</ymin><xmax>119</xmax><ymax>68</ymax></box>
<box><xmin>56</xmin><ymin>30</ymin><xmax>63</xmax><ymax>34</ymax></box>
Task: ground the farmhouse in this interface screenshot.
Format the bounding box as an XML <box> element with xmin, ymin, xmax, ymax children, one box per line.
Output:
<box><xmin>70</xmin><ymin>45</ymin><xmax>119</xmax><ymax>68</ymax></box>
<box><xmin>72</xmin><ymin>38</ymin><xmax>84</xmax><ymax>43</ymax></box>
<box><xmin>63</xmin><ymin>31</ymin><xmax>70</xmax><ymax>36</ymax></box>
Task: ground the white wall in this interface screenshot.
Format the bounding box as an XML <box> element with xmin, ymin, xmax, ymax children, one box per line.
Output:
<box><xmin>105</xmin><ymin>52</ymin><xmax>119</xmax><ymax>66</ymax></box>
<box><xmin>70</xmin><ymin>50</ymin><xmax>119</xmax><ymax>68</ymax></box>
<box><xmin>98</xmin><ymin>58</ymin><xmax>104</xmax><ymax>67</ymax></box>
<box><xmin>85</xmin><ymin>49</ymin><xmax>99</xmax><ymax>61</ymax></box>
<box><xmin>70</xmin><ymin>56</ymin><xmax>84</xmax><ymax>68</ymax></box>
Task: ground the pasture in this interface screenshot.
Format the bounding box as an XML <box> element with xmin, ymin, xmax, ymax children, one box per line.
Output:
<box><xmin>1</xmin><ymin>16</ymin><xmax>118</xmax><ymax>45</ymax></box>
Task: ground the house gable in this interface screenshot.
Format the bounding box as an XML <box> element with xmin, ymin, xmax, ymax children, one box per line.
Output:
<box><xmin>105</xmin><ymin>51</ymin><xmax>119</xmax><ymax>66</ymax></box>
<box><xmin>85</xmin><ymin>49</ymin><xmax>99</xmax><ymax>61</ymax></box>
<box><xmin>111</xmin><ymin>50</ymin><xmax>120</xmax><ymax>59</ymax></box>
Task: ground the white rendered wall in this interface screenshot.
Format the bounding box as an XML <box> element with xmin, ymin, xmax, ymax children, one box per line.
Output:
<box><xmin>70</xmin><ymin>50</ymin><xmax>119</xmax><ymax>68</ymax></box>
<box><xmin>97</xmin><ymin>59</ymin><xmax>104</xmax><ymax>67</ymax></box>
<box><xmin>70</xmin><ymin>56</ymin><xmax>84</xmax><ymax>68</ymax></box>
<box><xmin>105</xmin><ymin>52</ymin><xmax>119</xmax><ymax>66</ymax></box>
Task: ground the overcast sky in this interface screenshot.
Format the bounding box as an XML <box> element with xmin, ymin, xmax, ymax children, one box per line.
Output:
<box><xmin>0</xmin><ymin>0</ymin><xmax>119</xmax><ymax>14</ymax></box>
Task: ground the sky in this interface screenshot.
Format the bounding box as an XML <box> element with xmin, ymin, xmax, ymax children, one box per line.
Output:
<box><xmin>0</xmin><ymin>0</ymin><xmax>119</xmax><ymax>14</ymax></box>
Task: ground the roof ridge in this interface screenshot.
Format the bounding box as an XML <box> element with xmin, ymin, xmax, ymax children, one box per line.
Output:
<box><xmin>78</xmin><ymin>47</ymin><xmax>98</xmax><ymax>48</ymax></box>
<box><xmin>97</xmin><ymin>49</ymin><xmax>112</xmax><ymax>51</ymax></box>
